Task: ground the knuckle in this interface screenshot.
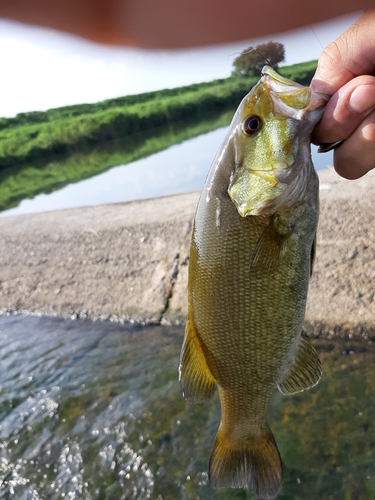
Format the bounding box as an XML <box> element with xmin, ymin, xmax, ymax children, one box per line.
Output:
<box><xmin>322</xmin><ymin>41</ymin><xmax>343</xmax><ymax>66</ymax></box>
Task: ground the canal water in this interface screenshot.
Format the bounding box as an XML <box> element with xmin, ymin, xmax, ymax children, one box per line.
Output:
<box><xmin>0</xmin><ymin>314</ymin><xmax>374</xmax><ymax>499</ymax></box>
<box><xmin>0</xmin><ymin>127</ymin><xmax>333</xmax><ymax>218</ymax></box>
<box><xmin>0</xmin><ymin>110</ymin><xmax>363</xmax><ymax>500</ymax></box>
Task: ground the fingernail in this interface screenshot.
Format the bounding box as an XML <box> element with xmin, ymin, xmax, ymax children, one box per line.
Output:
<box><xmin>349</xmin><ymin>85</ymin><xmax>374</xmax><ymax>114</ymax></box>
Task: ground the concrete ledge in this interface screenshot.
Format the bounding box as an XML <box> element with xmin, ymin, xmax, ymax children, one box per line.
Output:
<box><xmin>1</xmin><ymin>169</ymin><xmax>375</xmax><ymax>328</ymax></box>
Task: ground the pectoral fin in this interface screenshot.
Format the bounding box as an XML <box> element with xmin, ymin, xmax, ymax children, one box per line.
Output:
<box><xmin>249</xmin><ymin>217</ymin><xmax>287</xmax><ymax>272</ymax></box>
<box><xmin>277</xmin><ymin>335</ymin><xmax>322</xmax><ymax>395</ymax></box>
<box><xmin>179</xmin><ymin>317</ymin><xmax>217</xmax><ymax>403</ymax></box>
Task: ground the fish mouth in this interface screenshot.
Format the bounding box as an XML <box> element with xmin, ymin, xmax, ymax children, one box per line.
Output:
<box><xmin>261</xmin><ymin>65</ymin><xmax>328</xmax><ymax>116</ymax></box>
<box><xmin>261</xmin><ymin>66</ymin><xmax>311</xmax><ymax>109</ymax></box>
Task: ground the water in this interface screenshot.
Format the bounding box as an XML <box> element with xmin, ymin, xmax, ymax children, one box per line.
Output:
<box><xmin>0</xmin><ymin>128</ymin><xmax>333</xmax><ymax>218</ymax></box>
<box><xmin>0</xmin><ymin>116</ymin><xmax>354</xmax><ymax>499</ymax></box>
<box><xmin>0</xmin><ymin>313</ymin><xmax>374</xmax><ymax>499</ymax></box>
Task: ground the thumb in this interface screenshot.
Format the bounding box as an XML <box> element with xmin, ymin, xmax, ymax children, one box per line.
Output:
<box><xmin>311</xmin><ymin>10</ymin><xmax>375</xmax><ymax>96</ymax></box>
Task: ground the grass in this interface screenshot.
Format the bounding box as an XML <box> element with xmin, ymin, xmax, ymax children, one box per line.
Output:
<box><xmin>0</xmin><ymin>111</ymin><xmax>233</xmax><ymax>211</ymax></box>
<box><xmin>0</xmin><ymin>60</ymin><xmax>318</xmax><ymax>212</ymax></box>
<box><xmin>0</xmin><ymin>60</ymin><xmax>317</xmax><ymax>170</ymax></box>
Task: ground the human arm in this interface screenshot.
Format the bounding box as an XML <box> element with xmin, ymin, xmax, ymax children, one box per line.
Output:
<box><xmin>0</xmin><ymin>0</ymin><xmax>374</xmax><ymax>48</ymax></box>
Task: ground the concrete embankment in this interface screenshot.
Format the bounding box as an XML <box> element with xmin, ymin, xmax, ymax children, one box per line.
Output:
<box><xmin>1</xmin><ymin>169</ymin><xmax>375</xmax><ymax>333</ymax></box>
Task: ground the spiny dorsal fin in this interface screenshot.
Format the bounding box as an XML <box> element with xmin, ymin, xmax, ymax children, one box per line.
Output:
<box><xmin>277</xmin><ymin>334</ymin><xmax>322</xmax><ymax>395</ymax></box>
<box><xmin>209</xmin><ymin>423</ymin><xmax>282</xmax><ymax>499</ymax></box>
<box><xmin>179</xmin><ymin>318</ymin><xmax>217</xmax><ymax>403</ymax></box>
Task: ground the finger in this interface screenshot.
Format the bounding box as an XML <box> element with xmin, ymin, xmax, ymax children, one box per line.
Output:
<box><xmin>312</xmin><ymin>76</ymin><xmax>375</xmax><ymax>144</ymax></box>
<box><xmin>332</xmin><ymin>109</ymin><xmax>375</xmax><ymax>179</ymax></box>
<box><xmin>311</xmin><ymin>10</ymin><xmax>375</xmax><ymax>95</ymax></box>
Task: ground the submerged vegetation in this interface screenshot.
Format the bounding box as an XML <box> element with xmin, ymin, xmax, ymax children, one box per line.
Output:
<box><xmin>0</xmin><ymin>60</ymin><xmax>317</xmax><ymax>211</ymax></box>
<box><xmin>1</xmin><ymin>316</ymin><xmax>375</xmax><ymax>499</ymax></box>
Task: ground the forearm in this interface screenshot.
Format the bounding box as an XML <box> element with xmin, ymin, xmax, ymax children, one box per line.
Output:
<box><xmin>0</xmin><ymin>0</ymin><xmax>373</xmax><ymax>48</ymax></box>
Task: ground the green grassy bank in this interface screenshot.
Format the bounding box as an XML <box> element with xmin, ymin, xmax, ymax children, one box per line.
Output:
<box><xmin>0</xmin><ymin>60</ymin><xmax>317</xmax><ymax>212</ymax></box>
<box><xmin>0</xmin><ymin>60</ymin><xmax>317</xmax><ymax>170</ymax></box>
<box><xmin>0</xmin><ymin>111</ymin><xmax>232</xmax><ymax>211</ymax></box>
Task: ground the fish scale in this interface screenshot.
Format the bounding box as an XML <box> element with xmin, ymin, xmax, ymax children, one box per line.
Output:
<box><xmin>179</xmin><ymin>66</ymin><xmax>327</xmax><ymax>499</ymax></box>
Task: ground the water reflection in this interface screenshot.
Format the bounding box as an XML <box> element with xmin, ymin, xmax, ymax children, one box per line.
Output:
<box><xmin>0</xmin><ymin>128</ymin><xmax>226</xmax><ymax>218</ymax></box>
<box><xmin>0</xmin><ymin>130</ymin><xmax>333</xmax><ymax>219</ymax></box>
<box><xmin>0</xmin><ymin>314</ymin><xmax>374</xmax><ymax>499</ymax></box>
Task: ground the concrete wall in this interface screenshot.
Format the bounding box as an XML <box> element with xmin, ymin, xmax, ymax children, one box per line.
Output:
<box><xmin>1</xmin><ymin>169</ymin><xmax>375</xmax><ymax>329</ymax></box>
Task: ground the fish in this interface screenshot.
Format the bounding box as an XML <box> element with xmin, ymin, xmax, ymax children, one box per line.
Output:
<box><xmin>179</xmin><ymin>66</ymin><xmax>328</xmax><ymax>499</ymax></box>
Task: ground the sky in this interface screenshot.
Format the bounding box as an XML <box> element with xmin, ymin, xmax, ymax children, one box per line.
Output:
<box><xmin>0</xmin><ymin>12</ymin><xmax>362</xmax><ymax>118</ymax></box>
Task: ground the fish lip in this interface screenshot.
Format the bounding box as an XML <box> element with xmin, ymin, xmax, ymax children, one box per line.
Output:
<box><xmin>261</xmin><ymin>65</ymin><xmax>304</xmax><ymax>92</ymax></box>
<box><xmin>308</xmin><ymin>89</ymin><xmax>329</xmax><ymax>112</ymax></box>
<box><xmin>261</xmin><ymin>65</ymin><xmax>328</xmax><ymax>114</ymax></box>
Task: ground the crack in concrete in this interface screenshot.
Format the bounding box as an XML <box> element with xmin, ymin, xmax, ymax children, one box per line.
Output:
<box><xmin>159</xmin><ymin>252</ymin><xmax>180</xmax><ymax>324</ymax></box>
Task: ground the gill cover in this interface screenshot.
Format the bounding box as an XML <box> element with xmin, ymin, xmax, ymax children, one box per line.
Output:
<box><xmin>228</xmin><ymin>66</ymin><xmax>318</xmax><ymax>217</ymax></box>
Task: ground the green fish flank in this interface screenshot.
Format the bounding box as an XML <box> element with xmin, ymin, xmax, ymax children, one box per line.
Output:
<box><xmin>179</xmin><ymin>66</ymin><xmax>329</xmax><ymax>499</ymax></box>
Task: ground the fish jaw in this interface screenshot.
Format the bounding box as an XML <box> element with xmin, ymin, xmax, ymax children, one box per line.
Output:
<box><xmin>228</xmin><ymin>65</ymin><xmax>328</xmax><ymax>217</ymax></box>
<box><xmin>261</xmin><ymin>65</ymin><xmax>328</xmax><ymax>124</ymax></box>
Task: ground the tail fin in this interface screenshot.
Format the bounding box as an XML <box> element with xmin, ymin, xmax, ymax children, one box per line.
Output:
<box><xmin>209</xmin><ymin>425</ymin><xmax>282</xmax><ymax>500</ymax></box>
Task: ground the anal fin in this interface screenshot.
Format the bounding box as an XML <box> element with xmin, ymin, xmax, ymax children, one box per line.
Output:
<box><xmin>277</xmin><ymin>334</ymin><xmax>322</xmax><ymax>395</ymax></box>
<box><xmin>179</xmin><ymin>318</ymin><xmax>216</xmax><ymax>403</ymax></box>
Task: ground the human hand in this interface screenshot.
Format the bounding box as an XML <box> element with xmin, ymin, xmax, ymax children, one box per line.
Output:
<box><xmin>311</xmin><ymin>10</ymin><xmax>375</xmax><ymax>179</ymax></box>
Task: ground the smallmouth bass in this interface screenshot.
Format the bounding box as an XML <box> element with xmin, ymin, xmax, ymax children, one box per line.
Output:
<box><xmin>179</xmin><ymin>66</ymin><xmax>328</xmax><ymax>499</ymax></box>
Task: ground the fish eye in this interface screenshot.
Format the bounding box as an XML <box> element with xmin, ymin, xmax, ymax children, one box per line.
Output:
<box><xmin>242</xmin><ymin>115</ymin><xmax>262</xmax><ymax>135</ymax></box>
